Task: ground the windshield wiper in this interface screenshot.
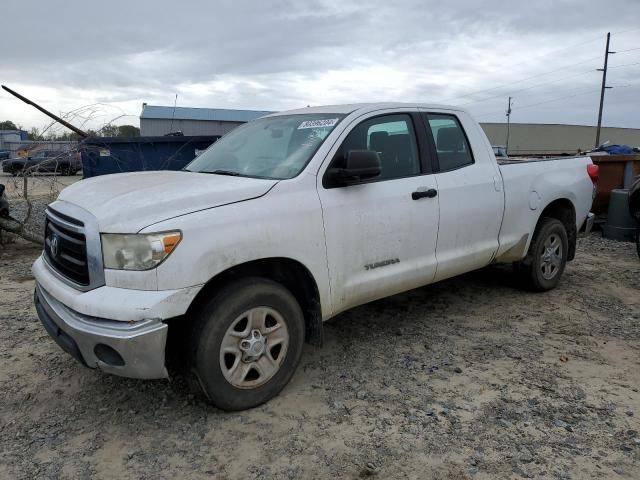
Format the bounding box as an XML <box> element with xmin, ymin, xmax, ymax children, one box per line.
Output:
<box><xmin>205</xmin><ymin>169</ymin><xmax>243</xmax><ymax>176</ymax></box>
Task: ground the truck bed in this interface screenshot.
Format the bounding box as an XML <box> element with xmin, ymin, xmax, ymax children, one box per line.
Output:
<box><xmin>497</xmin><ymin>156</ymin><xmax>586</xmax><ymax>165</ymax></box>
<box><xmin>494</xmin><ymin>153</ymin><xmax>593</xmax><ymax>263</ymax></box>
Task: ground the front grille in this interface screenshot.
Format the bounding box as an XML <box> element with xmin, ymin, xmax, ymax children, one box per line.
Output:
<box><xmin>44</xmin><ymin>209</ymin><xmax>90</xmax><ymax>286</ymax></box>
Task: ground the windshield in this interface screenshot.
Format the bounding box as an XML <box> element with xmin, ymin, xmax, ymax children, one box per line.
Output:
<box><xmin>186</xmin><ymin>113</ymin><xmax>345</xmax><ymax>179</ymax></box>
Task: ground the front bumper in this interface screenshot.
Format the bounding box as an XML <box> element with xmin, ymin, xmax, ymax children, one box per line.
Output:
<box><xmin>35</xmin><ymin>283</ymin><xmax>169</xmax><ymax>379</ymax></box>
<box><xmin>32</xmin><ymin>255</ymin><xmax>201</xmax><ymax>322</ymax></box>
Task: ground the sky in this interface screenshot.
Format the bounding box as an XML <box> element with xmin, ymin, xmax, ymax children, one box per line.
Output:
<box><xmin>1</xmin><ymin>0</ymin><xmax>639</xmax><ymax>134</ymax></box>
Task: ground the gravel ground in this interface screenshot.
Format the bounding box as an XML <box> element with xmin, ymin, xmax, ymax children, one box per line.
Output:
<box><xmin>1</xmin><ymin>216</ymin><xmax>639</xmax><ymax>478</ymax></box>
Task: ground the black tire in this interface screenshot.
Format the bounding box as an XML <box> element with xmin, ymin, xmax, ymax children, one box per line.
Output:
<box><xmin>517</xmin><ymin>217</ymin><xmax>569</xmax><ymax>291</ymax></box>
<box><xmin>56</xmin><ymin>164</ymin><xmax>71</xmax><ymax>176</ymax></box>
<box><xmin>189</xmin><ymin>277</ymin><xmax>305</xmax><ymax>411</ymax></box>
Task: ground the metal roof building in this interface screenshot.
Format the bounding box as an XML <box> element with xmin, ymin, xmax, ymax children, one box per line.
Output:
<box><xmin>139</xmin><ymin>104</ymin><xmax>273</xmax><ymax>136</ymax></box>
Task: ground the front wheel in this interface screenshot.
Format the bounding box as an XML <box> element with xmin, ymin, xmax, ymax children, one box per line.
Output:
<box><xmin>190</xmin><ymin>277</ymin><xmax>305</xmax><ymax>411</ymax></box>
<box><xmin>517</xmin><ymin>217</ymin><xmax>568</xmax><ymax>291</ymax></box>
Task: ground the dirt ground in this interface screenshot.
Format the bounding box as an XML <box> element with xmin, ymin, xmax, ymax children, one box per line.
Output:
<box><xmin>1</xmin><ymin>230</ymin><xmax>639</xmax><ymax>479</ymax></box>
<box><xmin>1</xmin><ymin>173</ymin><xmax>80</xmax><ymax>198</ymax></box>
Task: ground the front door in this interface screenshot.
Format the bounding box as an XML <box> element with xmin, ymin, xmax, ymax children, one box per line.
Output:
<box><xmin>317</xmin><ymin>111</ymin><xmax>440</xmax><ymax>316</ymax></box>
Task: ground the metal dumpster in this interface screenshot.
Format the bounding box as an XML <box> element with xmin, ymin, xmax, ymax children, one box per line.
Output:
<box><xmin>80</xmin><ymin>136</ymin><xmax>219</xmax><ymax>178</ymax></box>
<box><xmin>590</xmin><ymin>154</ymin><xmax>640</xmax><ymax>214</ymax></box>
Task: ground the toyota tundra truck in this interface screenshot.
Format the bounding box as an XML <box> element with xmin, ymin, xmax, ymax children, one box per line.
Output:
<box><xmin>33</xmin><ymin>103</ymin><xmax>597</xmax><ymax>410</ymax></box>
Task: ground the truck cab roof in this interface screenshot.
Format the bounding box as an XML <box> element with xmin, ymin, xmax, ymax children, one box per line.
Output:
<box><xmin>266</xmin><ymin>102</ymin><xmax>470</xmax><ymax>117</ymax></box>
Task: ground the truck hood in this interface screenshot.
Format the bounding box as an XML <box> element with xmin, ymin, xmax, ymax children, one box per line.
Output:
<box><xmin>57</xmin><ymin>171</ymin><xmax>278</xmax><ymax>232</ymax></box>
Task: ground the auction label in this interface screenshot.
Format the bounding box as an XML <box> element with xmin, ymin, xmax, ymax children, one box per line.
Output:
<box><xmin>298</xmin><ymin>118</ymin><xmax>339</xmax><ymax>129</ymax></box>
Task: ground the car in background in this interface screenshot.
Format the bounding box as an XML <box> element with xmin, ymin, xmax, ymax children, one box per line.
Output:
<box><xmin>1</xmin><ymin>149</ymin><xmax>81</xmax><ymax>176</ymax></box>
<box><xmin>492</xmin><ymin>145</ymin><xmax>507</xmax><ymax>158</ymax></box>
<box><xmin>0</xmin><ymin>150</ymin><xmax>10</xmax><ymax>161</ymax></box>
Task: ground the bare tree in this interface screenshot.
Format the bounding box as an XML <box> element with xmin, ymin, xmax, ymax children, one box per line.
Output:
<box><xmin>0</xmin><ymin>104</ymin><xmax>136</xmax><ymax>246</ymax></box>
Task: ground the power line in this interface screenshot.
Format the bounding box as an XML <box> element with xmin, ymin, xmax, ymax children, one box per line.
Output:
<box><xmin>470</xmin><ymin>32</ymin><xmax>636</xmax><ymax>140</ymax></box>
<box><xmin>440</xmin><ymin>28</ymin><xmax>636</xmax><ymax>105</ymax></box>
<box><xmin>615</xmin><ymin>47</ymin><xmax>640</xmax><ymax>54</ymax></box>
<box><xmin>442</xmin><ymin>55</ymin><xmax>602</xmax><ymax>104</ymax></box>
<box><xmin>608</xmin><ymin>83</ymin><xmax>640</xmax><ymax>89</ymax></box>
<box><xmin>481</xmin><ymin>34</ymin><xmax>603</xmax><ymax>72</ymax></box>
<box><xmin>502</xmin><ymin>89</ymin><xmax>600</xmax><ymax>111</ymax></box>
<box><xmin>608</xmin><ymin>62</ymin><xmax>640</xmax><ymax>69</ymax></box>
<box><xmin>483</xmin><ymin>84</ymin><xmax>639</xmax><ymax>118</ymax></box>
<box><xmin>457</xmin><ymin>68</ymin><xmax>597</xmax><ymax>107</ymax></box>
<box><xmin>612</xmin><ymin>28</ymin><xmax>640</xmax><ymax>37</ymax></box>
<box><xmin>596</xmin><ymin>89</ymin><xmax>640</xmax><ymax>108</ymax></box>
<box><xmin>474</xmin><ymin>88</ymin><xmax>601</xmax><ymax>118</ymax></box>
<box><xmin>465</xmin><ymin>65</ymin><xmax>640</xmax><ymax>113</ymax></box>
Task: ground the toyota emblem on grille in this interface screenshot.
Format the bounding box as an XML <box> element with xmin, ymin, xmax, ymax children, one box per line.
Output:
<box><xmin>50</xmin><ymin>234</ymin><xmax>60</xmax><ymax>258</ymax></box>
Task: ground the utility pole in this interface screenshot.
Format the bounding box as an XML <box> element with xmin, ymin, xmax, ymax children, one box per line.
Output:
<box><xmin>169</xmin><ymin>93</ymin><xmax>178</xmax><ymax>134</ymax></box>
<box><xmin>595</xmin><ymin>32</ymin><xmax>615</xmax><ymax>148</ymax></box>
<box><xmin>505</xmin><ymin>96</ymin><xmax>513</xmax><ymax>155</ymax></box>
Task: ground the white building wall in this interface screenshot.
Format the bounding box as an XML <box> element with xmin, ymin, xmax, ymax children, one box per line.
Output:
<box><xmin>140</xmin><ymin>118</ymin><xmax>244</xmax><ymax>136</ymax></box>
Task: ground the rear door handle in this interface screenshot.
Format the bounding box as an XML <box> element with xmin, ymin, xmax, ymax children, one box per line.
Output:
<box><xmin>412</xmin><ymin>188</ymin><xmax>438</xmax><ymax>200</ymax></box>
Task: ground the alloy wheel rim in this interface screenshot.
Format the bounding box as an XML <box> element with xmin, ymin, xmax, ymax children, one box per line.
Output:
<box><xmin>219</xmin><ymin>306</ymin><xmax>289</xmax><ymax>389</ymax></box>
<box><xmin>540</xmin><ymin>233</ymin><xmax>563</xmax><ymax>280</ymax></box>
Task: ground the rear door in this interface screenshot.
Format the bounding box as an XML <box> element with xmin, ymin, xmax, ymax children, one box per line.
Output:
<box><xmin>317</xmin><ymin>110</ymin><xmax>440</xmax><ymax>315</ymax></box>
<box><xmin>419</xmin><ymin>110</ymin><xmax>504</xmax><ymax>282</ymax></box>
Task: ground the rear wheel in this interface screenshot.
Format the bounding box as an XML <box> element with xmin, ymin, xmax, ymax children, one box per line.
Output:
<box><xmin>517</xmin><ymin>217</ymin><xmax>568</xmax><ymax>291</ymax></box>
<box><xmin>190</xmin><ymin>277</ymin><xmax>305</xmax><ymax>411</ymax></box>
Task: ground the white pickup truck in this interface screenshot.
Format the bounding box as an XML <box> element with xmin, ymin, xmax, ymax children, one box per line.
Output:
<box><xmin>33</xmin><ymin>103</ymin><xmax>598</xmax><ymax>410</ymax></box>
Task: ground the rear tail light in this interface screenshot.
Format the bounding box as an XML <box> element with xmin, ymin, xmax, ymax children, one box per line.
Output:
<box><xmin>587</xmin><ymin>164</ymin><xmax>599</xmax><ymax>186</ymax></box>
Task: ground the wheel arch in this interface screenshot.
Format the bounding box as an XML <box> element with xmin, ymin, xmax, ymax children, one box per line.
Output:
<box><xmin>535</xmin><ymin>198</ymin><xmax>577</xmax><ymax>260</ymax></box>
<box><xmin>185</xmin><ymin>257</ymin><xmax>323</xmax><ymax>346</ymax></box>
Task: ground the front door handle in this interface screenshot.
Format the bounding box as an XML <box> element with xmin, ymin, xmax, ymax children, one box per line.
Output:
<box><xmin>412</xmin><ymin>188</ymin><xmax>438</xmax><ymax>200</ymax></box>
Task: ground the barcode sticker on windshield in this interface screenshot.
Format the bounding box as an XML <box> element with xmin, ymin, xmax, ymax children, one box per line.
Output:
<box><xmin>297</xmin><ymin>118</ymin><xmax>339</xmax><ymax>130</ymax></box>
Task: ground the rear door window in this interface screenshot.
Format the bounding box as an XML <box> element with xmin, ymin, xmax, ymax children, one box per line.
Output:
<box><xmin>423</xmin><ymin>113</ymin><xmax>474</xmax><ymax>172</ymax></box>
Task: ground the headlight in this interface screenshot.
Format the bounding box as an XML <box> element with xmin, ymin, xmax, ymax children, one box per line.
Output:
<box><xmin>101</xmin><ymin>231</ymin><xmax>182</xmax><ymax>270</ymax></box>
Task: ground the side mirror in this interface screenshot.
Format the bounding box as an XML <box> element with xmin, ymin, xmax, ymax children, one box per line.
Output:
<box><xmin>326</xmin><ymin>150</ymin><xmax>381</xmax><ymax>186</ymax></box>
